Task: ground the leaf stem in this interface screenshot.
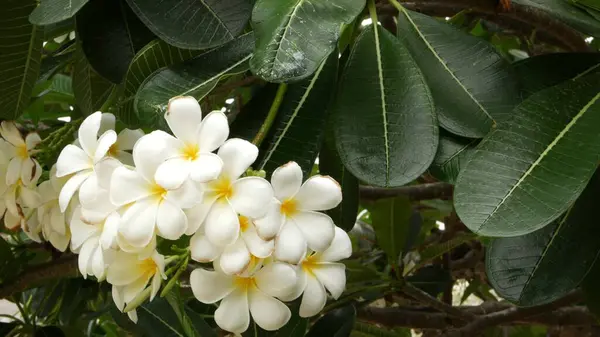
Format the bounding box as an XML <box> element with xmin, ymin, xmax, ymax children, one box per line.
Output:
<box><xmin>252</xmin><ymin>83</ymin><xmax>288</xmax><ymax>147</ymax></box>
<box><xmin>387</xmin><ymin>0</ymin><xmax>404</xmax><ymax>11</ymax></box>
<box><xmin>368</xmin><ymin>0</ymin><xmax>379</xmax><ymax>23</ymax></box>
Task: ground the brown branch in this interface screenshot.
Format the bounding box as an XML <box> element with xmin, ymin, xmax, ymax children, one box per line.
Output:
<box><xmin>402</xmin><ymin>282</ymin><xmax>477</xmax><ymax>321</ymax></box>
<box><xmin>0</xmin><ymin>255</ymin><xmax>78</xmax><ymax>299</ymax></box>
<box><xmin>360</xmin><ymin>182</ymin><xmax>454</xmax><ymax>201</ymax></box>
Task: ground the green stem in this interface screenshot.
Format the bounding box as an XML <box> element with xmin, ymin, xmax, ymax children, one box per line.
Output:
<box><xmin>368</xmin><ymin>0</ymin><xmax>379</xmax><ymax>23</ymax></box>
<box><xmin>386</xmin><ymin>0</ymin><xmax>404</xmax><ymax>11</ymax></box>
<box><xmin>251</xmin><ymin>83</ymin><xmax>288</xmax><ymax>147</ymax></box>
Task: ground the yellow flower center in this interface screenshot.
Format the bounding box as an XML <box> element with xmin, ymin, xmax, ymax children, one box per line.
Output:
<box><xmin>181</xmin><ymin>143</ymin><xmax>199</xmax><ymax>161</ymax></box>
<box><xmin>301</xmin><ymin>254</ymin><xmax>320</xmax><ymax>277</ymax></box>
<box><xmin>107</xmin><ymin>143</ymin><xmax>119</xmax><ymax>157</ymax></box>
<box><xmin>150</xmin><ymin>183</ymin><xmax>168</xmax><ymax>201</ymax></box>
<box><xmin>234</xmin><ymin>276</ymin><xmax>255</xmax><ymax>290</ymax></box>
<box><xmin>16</xmin><ymin>145</ymin><xmax>28</xmax><ymax>159</ymax></box>
<box><xmin>140</xmin><ymin>258</ymin><xmax>157</xmax><ymax>277</ymax></box>
<box><xmin>211</xmin><ymin>177</ymin><xmax>233</xmax><ymax>201</ymax></box>
<box><xmin>238</xmin><ymin>215</ymin><xmax>250</xmax><ymax>232</ymax></box>
<box><xmin>280</xmin><ymin>198</ymin><xmax>298</xmax><ymax>217</ymax></box>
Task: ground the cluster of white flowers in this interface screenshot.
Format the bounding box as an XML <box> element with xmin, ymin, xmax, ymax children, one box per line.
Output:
<box><xmin>1</xmin><ymin>96</ymin><xmax>351</xmax><ymax>334</ymax></box>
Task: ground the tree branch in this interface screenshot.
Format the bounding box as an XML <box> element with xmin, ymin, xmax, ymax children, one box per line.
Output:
<box><xmin>360</xmin><ymin>182</ymin><xmax>454</xmax><ymax>201</ymax></box>
<box><xmin>0</xmin><ymin>255</ymin><xmax>78</xmax><ymax>299</ymax></box>
<box><xmin>402</xmin><ymin>282</ymin><xmax>477</xmax><ymax>321</ymax></box>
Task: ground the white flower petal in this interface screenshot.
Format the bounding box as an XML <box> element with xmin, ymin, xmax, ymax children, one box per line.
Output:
<box><xmin>94</xmin><ymin>130</ymin><xmax>117</xmax><ymax>163</ymax></box>
<box><xmin>115</xmin><ymin>151</ymin><xmax>134</xmax><ymax>166</ymax></box>
<box><xmin>278</xmin><ymin>267</ymin><xmax>306</xmax><ymax>302</ymax></box>
<box><xmin>127</xmin><ymin>310</ymin><xmax>138</xmax><ymax>323</ymax></box>
<box><xmin>312</xmin><ymin>262</ymin><xmax>346</xmax><ymax>299</ymax></box>
<box><xmin>241</xmin><ymin>227</ymin><xmax>274</xmax><ymax>258</ymax></box>
<box><xmin>92</xmin><ymin>245</ymin><xmax>106</xmax><ymax>280</ymax></box>
<box><xmin>4</xmin><ymin>211</ymin><xmax>21</xmax><ymax>230</ymax></box>
<box><xmin>70</xmin><ymin>208</ymin><xmax>100</xmax><ymax>251</ymax></box>
<box><xmin>156</xmin><ymin>200</ymin><xmax>187</xmax><ymax>240</ymax></box>
<box><xmin>119</xmin><ymin>198</ymin><xmax>159</xmax><ymax>248</ymax></box>
<box><xmin>117</xmin><ymin>129</ymin><xmax>144</xmax><ymax>150</ymax></box>
<box><xmin>214</xmin><ymin>289</ymin><xmax>250</xmax><ymax>334</ymax></box>
<box><xmin>112</xmin><ymin>286</ymin><xmax>124</xmax><ymax>311</ymax></box>
<box><xmin>299</xmin><ymin>275</ymin><xmax>327</xmax><ymax>318</ymax></box>
<box><xmin>0</xmin><ymin>121</ymin><xmax>24</xmax><ymax>147</ymax></box>
<box><xmin>273</xmin><ymin>222</ymin><xmax>306</xmax><ymax>264</ymax></box>
<box><xmin>59</xmin><ymin>171</ymin><xmax>92</xmax><ymax>212</ymax></box>
<box><xmin>20</xmin><ymin>186</ymin><xmax>41</xmax><ymax>208</ymax></box>
<box><xmin>150</xmin><ymin>273</ymin><xmax>161</xmax><ymax>301</ymax></box>
<box><xmin>271</xmin><ymin>162</ymin><xmax>302</xmax><ymax>201</ymax></box>
<box><xmin>204</xmin><ymin>201</ymin><xmax>239</xmax><ymax>247</ymax></box>
<box><xmin>95</xmin><ymin>158</ymin><xmax>122</xmax><ymax>189</ymax></box>
<box><xmin>48</xmin><ymin>231</ymin><xmax>70</xmax><ymax>252</ymax></box>
<box><xmin>197</xmin><ymin>111</ymin><xmax>229</xmax><ymax>153</ymax></box>
<box><xmin>165</xmin><ymin>179</ymin><xmax>202</xmax><ymax>210</ymax></box>
<box><xmin>25</xmin><ymin>133</ymin><xmax>41</xmax><ymax>150</ymax></box>
<box><xmin>165</xmin><ymin>96</ymin><xmax>203</xmax><ymax>144</ymax></box>
<box><xmin>294</xmin><ymin>211</ymin><xmax>335</xmax><ymax>253</ymax></box>
<box><xmin>78</xmin><ymin>112</ymin><xmax>103</xmax><ymax>157</ymax></box>
<box><xmin>230</xmin><ymin>177</ymin><xmax>273</xmax><ymax>219</ymax></box>
<box><xmin>107</xmin><ymin>252</ymin><xmax>145</xmax><ymax>285</ymax></box>
<box><xmin>110</xmin><ymin>167</ymin><xmax>151</xmax><ymax>206</ymax></box>
<box><xmin>50</xmin><ymin>204</ymin><xmax>66</xmax><ymax>235</ymax></box>
<box><xmin>78</xmin><ymin>239</ymin><xmax>97</xmax><ymax>278</ymax></box>
<box><xmin>132</xmin><ymin>131</ymin><xmax>179</xmax><ymax>182</ymax></box>
<box><xmin>254</xmin><ymin>262</ymin><xmax>297</xmax><ymax>298</ymax></box>
<box><xmin>190</xmin><ymin>268</ymin><xmax>235</xmax><ymax>303</ymax></box>
<box><xmin>219</xmin><ymin>238</ymin><xmax>251</xmax><ymax>275</ymax></box>
<box><xmin>189</xmin><ymin>153</ymin><xmax>223</xmax><ymax>183</ymax></box>
<box><xmin>295</xmin><ymin>175</ymin><xmax>342</xmax><ymax>211</ymax></box>
<box><xmin>21</xmin><ymin>158</ymin><xmax>41</xmax><ymax>186</ymax></box>
<box><xmin>249</xmin><ymin>288</ymin><xmax>291</xmax><ymax>331</ymax></box>
<box><xmin>184</xmin><ymin>193</ymin><xmax>217</xmax><ymax>235</ymax></box>
<box><xmin>78</xmin><ymin>173</ymin><xmax>101</xmax><ymax>207</ymax></box>
<box><xmin>123</xmin><ymin>275</ymin><xmax>150</xmax><ymax>303</ymax></box>
<box><xmin>6</xmin><ymin>158</ymin><xmax>22</xmax><ymax>186</ymax></box>
<box><xmin>154</xmin><ymin>158</ymin><xmax>191</xmax><ymax>190</ymax></box>
<box><xmin>253</xmin><ymin>200</ymin><xmax>284</xmax><ymax>241</ymax></box>
<box><xmin>56</xmin><ymin>145</ymin><xmax>92</xmax><ymax>177</ymax></box>
<box><xmin>319</xmin><ymin>226</ymin><xmax>352</xmax><ymax>262</ymax></box>
<box><xmin>100</xmin><ymin>212</ymin><xmax>120</xmax><ymax>250</ymax></box>
<box><xmin>190</xmin><ymin>231</ymin><xmax>222</xmax><ymax>262</ymax></box>
<box><xmin>217</xmin><ymin>138</ymin><xmax>259</xmax><ymax>180</ymax></box>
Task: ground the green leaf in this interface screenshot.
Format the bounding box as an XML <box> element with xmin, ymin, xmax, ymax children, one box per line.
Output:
<box><xmin>29</xmin><ymin>0</ymin><xmax>89</xmax><ymax>25</ymax></box>
<box><xmin>43</xmin><ymin>18</ymin><xmax>74</xmax><ymax>40</ymax></box>
<box><xmin>397</xmin><ymin>9</ymin><xmax>519</xmax><ymax>138</ymax></box>
<box><xmin>513</xmin><ymin>0</ymin><xmax>600</xmax><ymax>36</ymax></box>
<box><xmin>305</xmin><ymin>305</ymin><xmax>356</xmax><ymax>337</ymax></box>
<box><xmin>406</xmin><ymin>265</ymin><xmax>452</xmax><ymax>297</ymax></box>
<box><xmin>230</xmin><ymin>84</ymin><xmax>278</xmax><ymax>141</ymax></box>
<box><xmin>333</xmin><ymin>24</ymin><xmax>438</xmax><ymax>188</ymax></box>
<box><xmin>125</xmin><ymin>0</ymin><xmax>252</xmax><ymax>49</ymax></box>
<box><xmin>429</xmin><ymin>131</ymin><xmax>478</xmax><ymax>184</ymax></box>
<box><xmin>75</xmin><ymin>0</ymin><xmax>155</xmax><ymax>83</ymax></box>
<box><xmin>116</xmin><ymin>39</ymin><xmax>204</xmax><ymax>127</ymax></box>
<box><xmin>184</xmin><ymin>306</ymin><xmax>217</xmax><ymax>337</ymax></box>
<box><xmin>250</xmin><ymin>0</ymin><xmax>365</xmax><ymax>82</ymax></box>
<box><xmin>454</xmin><ymin>72</ymin><xmax>600</xmax><ymax>237</ymax></box>
<box><xmin>513</xmin><ymin>53</ymin><xmax>600</xmax><ymax>97</ymax></box>
<box><xmin>256</xmin><ymin>52</ymin><xmax>338</xmax><ymax>176</ymax></box>
<box><xmin>319</xmin><ymin>132</ymin><xmax>359</xmax><ymax>232</ymax></box>
<box><xmin>487</xmin><ymin>170</ymin><xmax>600</xmax><ymax>306</ymax></box>
<box><xmin>135</xmin><ymin>32</ymin><xmax>254</xmax><ymax>130</ymax></box>
<box><xmin>0</xmin><ymin>0</ymin><xmax>43</xmax><ymax>120</ymax></box>
<box><xmin>370</xmin><ymin>196</ymin><xmax>412</xmax><ymax>267</ymax></box>
<box><xmin>137</xmin><ymin>297</ymin><xmax>188</xmax><ymax>337</ymax></box>
<box><xmin>72</xmin><ymin>41</ymin><xmax>115</xmax><ymax>116</ymax></box>
<box><xmin>414</xmin><ymin>232</ymin><xmax>476</xmax><ymax>270</ymax></box>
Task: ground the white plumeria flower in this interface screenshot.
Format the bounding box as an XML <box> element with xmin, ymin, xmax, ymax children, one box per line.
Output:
<box><xmin>280</xmin><ymin>226</ymin><xmax>352</xmax><ymax>317</ymax></box>
<box><xmin>185</xmin><ymin>138</ymin><xmax>273</xmax><ymax>248</ymax></box>
<box><xmin>112</xmin><ymin>286</ymin><xmax>139</xmax><ymax>323</ymax></box>
<box><xmin>70</xmin><ymin>207</ymin><xmax>120</xmax><ymax>280</ymax></box>
<box><xmin>5</xmin><ymin>207</ymin><xmax>42</xmax><ymax>242</ymax></box>
<box><xmin>190</xmin><ymin>260</ymin><xmax>296</xmax><ymax>334</ymax></box>
<box><xmin>255</xmin><ymin>162</ymin><xmax>342</xmax><ymax>264</ymax></box>
<box><xmin>110</xmin><ymin>132</ymin><xmax>201</xmax><ymax>248</ymax></box>
<box><xmin>0</xmin><ymin>121</ymin><xmax>42</xmax><ymax>187</ymax></box>
<box><xmin>190</xmin><ymin>215</ymin><xmax>275</xmax><ymax>275</ymax></box>
<box><xmin>107</xmin><ymin>250</ymin><xmax>166</xmax><ymax>308</ymax></box>
<box><xmin>95</xmin><ymin>113</ymin><xmax>144</xmax><ymax>166</ymax></box>
<box><xmin>4</xmin><ymin>162</ymin><xmax>41</xmax><ymax>229</ymax></box>
<box><xmin>37</xmin><ymin>166</ymin><xmax>74</xmax><ymax>252</ymax></box>
<box><xmin>153</xmin><ymin>96</ymin><xmax>229</xmax><ymax>190</ymax></box>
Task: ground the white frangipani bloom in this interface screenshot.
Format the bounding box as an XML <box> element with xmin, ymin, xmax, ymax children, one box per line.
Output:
<box><xmin>255</xmin><ymin>162</ymin><xmax>342</xmax><ymax>264</ymax></box>
<box><xmin>37</xmin><ymin>166</ymin><xmax>74</xmax><ymax>252</ymax></box>
<box><xmin>186</xmin><ymin>138</ymin><xmax>273</xmax><ymax>248</ymax></box>
<box><xmin>0</xmin><ymin>121</ymin><xmax>42</xmax><ymax>187</ymax></box>
<box><xmin>153</xmin><ymin>96</ymin><xmax>228</xmax><ymax>189</ymax></box>
<box><xmin>4</xmin><ymin>160</ymin><xmax>41</xmax><ymax>230</ymax></box>
<box><xmin>280</xmin><ymin>226</ymin><xmax>352</xmax><ymax>317</ymax></box>
<box><xmin>110</xmin><ymin>133</ymin><xmax>201</xmax><ymax>248</ymax></box>
<box><xmin>190</xmin><ymin>260</ymin><xmax>296</xmax><ymax>334</ymax></box>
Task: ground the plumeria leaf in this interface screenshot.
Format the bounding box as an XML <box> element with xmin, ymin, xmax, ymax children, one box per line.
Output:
<box><xmin>29</xmin><ymin>0</ymin><xmax>89</xmax><ymax>25</ymax></box>
<box><xmin>305</xmin><ymin>305</ymin><xmax>356</xmax><ymax>337</ymax></box>
<box><xmin>75</xmin><ymin>0</ymin><xmax>156</xmax><ymax>83</ymax></box>
<box><xmin>512</xmin><ymin>0</ymin><xmax>600</xmax><ymax>36</ymax></box>
<box><xmin>486</xmin><ymin>170</ymin><xmax>600</xmax><ymax>306</ymax></box>
<box><xmin>135</xmin><ymin>32</ymin><xmax>254</xmax><ymax>130</ymax></box>
<box><xmin>454</xmin><ymin>72</ymin><xmax>600</xmax><ymax>237</ymax></box>
<box><xmin>72</xmin><ymin>41</ymin><xmax>116</xmax><ymax>116</ymax></box>
<box><xmin>370</xmin><ymin>196</ymin><xmax>413</xmax><ymax>268</ymax></box>
<box><xmin>0</xmin><ymin>0</ymin><xmax>43</xmax><ymax>120</ymax></box>
<box><xmin>429</xmin><ymin>130</ymin><xmax>478</xmax><ymax>184</ymax></box>
<box><xmin>230</xmin><ymin>84</ymin><xmax>279</xmax><ymax>141</ymax></box>
<box><xmin>255</xmin><ymin>51</ymin><xmax>338</xmax><ymax>176</ymax></box>
<box><xmin>333</xmin><ymin>24</ymin><xmax>438</xmax><ymax>188</ymax></box>
<box><xmin>137</xmin><ymin>297</ymin><xmax>188</xmax><ymax>337</ymax></box>
<box><xmin>125</xmin><ymin>0</ymin><xmax>252</xmax><ymax>49</ymax></box>
<box><xmin>397</xmin><ymin>9</ymin><xmax>520</xmax><ymax>138</ymax></box>
<box><xmin>115</xmin><ymin>39</ymin><xmax>204</xmax><ymax>127</ymax></box>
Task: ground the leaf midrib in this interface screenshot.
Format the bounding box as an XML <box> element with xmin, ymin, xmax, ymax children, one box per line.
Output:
<box><xmin>180</xmin><ymin>54</ymin><xmax>251</xmax><ymax>96</ymax></box>
<box><xmin>371</xmin><ymin>25</ymin><xmax>390</xmax><ymax>185</ymax></box>
<box><xmin>263</xmin><ymin>0</ymin><xmax>305</xmax><ymax>75</ymax></box>
<box><xmin>139</xmin><ymin>305</ymin><xmax>186</xmax><ymax>337</ymax></box>
<box><xmin>478</xmin><ymin>91</ymin><xmax>600</xmax><ymax>231</ymax></box>
<box><xmin>15</xmin><ymin>24</ymin><xmax>38</xmax><ymax>118</ymax></box>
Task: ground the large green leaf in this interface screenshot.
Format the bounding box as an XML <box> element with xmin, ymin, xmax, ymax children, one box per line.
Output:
<box><xmin>455</xmin><ymin>72</ymin><xmax>600</xmax><ymax>237</ymax></box>
<box><xmin>429</xmin><ymin>131</ymin><xmax>478</xmax><ymax>184</ymax></box>
<box><xmin>256</xmin><ymin>52</ymin><xmax>338</xmax><ymax>176</ymax></box>
<box><xmin>75</xmin><ymin>0</ymin><xmax>155</xmax><ymax>83</ymax></box>
<box><xmin>370</xmin><ymin>196</ymin><xmax>412</xmax><ymax>267</ymax></box>
<box><xmin>513</xmin><ymin>53</ymin><xmax>600</xmax><ymax>97</ymax></box>
<box><xmin>397</xmin><ymin>9</ymin><xmax>520</xmax><ymax>138</ymax></box>
<box><xmin>0</xmin><ymin>0</ymin><xmax>43</xmax><ymax>120</ymax></box>
<box><xmin>305</xmin><ymin>306</ymin><xmax>356</xmax><ymax>337</ymax></box>
<box><xmin>72</xmin><ymin>41</ymin><xmax>116</xmax><ymax>116</ymax></box>
<box><xmin>250</xmin><ymin>0</ymin><xmax>365</xmax><ymax>82</ymax></box>
<box><xmin>126</xmin><ymin>0</ymin><xmax>251</xmax><ymax>49</ymax></box>
<box><xmin>486</xmin><ymin>170</ymin><xmax>600</xmax><ymax>306</ymax></box>
<box><xmin>137</xmin><ymin>297</ymin><xmax>189</xmax><ymax>337</ymax></box>
<box><xmin>319</xmin><ymin>132</ymin><xmax>359</xmax><ymax>232</ymax></box>
<box><xmin>513</xmin><ymin>0</ymin><xmax>600</xmax><ymax>36</ymax></box>
<box><xmin>333</xmin><ymin>24</ymin><xmax>438</xmax><ymax>188</ymax></box>
<box><xmin>135</xmin><ymin>32</ymin><xmax>254</xmax><ymax>130</ymax></box>
<box><xmin>30</xmin><ymin>0</ymin><xmax>89</xmax><ymax>25</ymax></box>
<box><xmin>230</xmin><ymin>84</ymin><xmax>278</xmax><ymax>141</ymax></box>
<box><xmin>116</xmin><ymin>39</ymin><xmax>204</xmax><ymax>127</ymax></box>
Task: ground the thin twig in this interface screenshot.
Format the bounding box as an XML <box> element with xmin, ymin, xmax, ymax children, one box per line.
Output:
<box><xmin>402</xmin><ymin>282</ymin><xmax>477</xmax><ymax>321</ymax></box>
<box><xmin>360</xmin><ymin>182</ymin><xmax>454</xmax><ymax>200</ymax></box>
